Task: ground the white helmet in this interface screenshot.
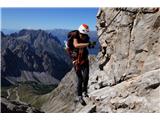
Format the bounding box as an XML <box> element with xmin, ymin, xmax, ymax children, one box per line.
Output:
<box><xmin>78</xmin><ymin>24</ymin><xmax>89</xmax><ymax>35</ymax></box>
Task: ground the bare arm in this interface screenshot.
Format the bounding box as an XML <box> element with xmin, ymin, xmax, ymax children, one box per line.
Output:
<box><xmin>73</xmin><ymin>38</ymin><xmax>89</xmax><ymax>48</ymax></box>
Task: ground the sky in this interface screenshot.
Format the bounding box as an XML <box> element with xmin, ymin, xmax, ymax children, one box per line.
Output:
<box><xmin>1</xmin><ymin>8</ymin><xmax>98</xmax><ymax>31</ymax></box>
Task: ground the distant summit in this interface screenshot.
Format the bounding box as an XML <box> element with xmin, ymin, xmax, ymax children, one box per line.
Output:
<box><xmin>1</xmin><ymin>29</ymin><xmax>72</xmax><ymax>86</ymax></box>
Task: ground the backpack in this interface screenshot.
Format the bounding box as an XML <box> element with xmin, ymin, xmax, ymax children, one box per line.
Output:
<box><xmin>65</xmin><ymin>30</ymin><xmax>80</xmax><ymax>60</ymax></box>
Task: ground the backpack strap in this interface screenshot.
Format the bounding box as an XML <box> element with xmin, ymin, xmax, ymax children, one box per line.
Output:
<box><xmin>66</xmin><ymin>30</ymin><xmax>80</xmax><ymax>60</ymax></box>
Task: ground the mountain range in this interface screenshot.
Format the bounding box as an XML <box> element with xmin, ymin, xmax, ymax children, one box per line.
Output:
<box><xmin>1</xmin><ymin>29</ymin><xmax>72</xmax><ymax>86</ymax></box>
<box><xmin>2</xmin><ymin>28</ymin><xmax>99</xmax><ymax>55</ymax></box>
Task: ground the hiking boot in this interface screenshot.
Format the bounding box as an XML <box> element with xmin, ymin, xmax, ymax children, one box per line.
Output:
<box><xmin>83</xmin><ymin>92</ymin><xmax>89</xmax><ymax>98</ymax></box>
<box><xmin>78</xmin><ymin>96</ymin><xmax>86</xmax><ymax>106</ymax></box>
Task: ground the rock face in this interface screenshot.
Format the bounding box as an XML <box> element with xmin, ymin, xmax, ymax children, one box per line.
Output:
<box><xmin>89</xmin><ymin>8</ymin><xmax>160</xmax><ymax>112</ymax></box>
<box><xmin>41</xmin><ymin>68</ymin><xmax>77</xmax><ymax>112</ymax></box>
<box><xmin>41</xmin><ymin>8</ymin><xmax>160</xmax><ymax>113</ymax></box>
<box><xmin>96</xmin><ymin>8</ymin><xmax>160</xmax><ymax>85</ymax></box>
<box><xmin>1</xmin><ymin>29</ymin><xmax>72</xmax><ymax>86</ymax></box>
<box><xmin>1</xmin><ymin>97</ymin><xmax>43</xmax><ymax>113</ymax></box>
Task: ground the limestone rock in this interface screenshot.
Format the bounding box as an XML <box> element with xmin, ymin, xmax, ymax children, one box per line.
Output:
<box><xmin>78</xmin><ymin>104</ymin><xmax>96</xmax><ymax>113</ymax></box>
<box><xmin>96</xmin><ymin>7</ymin><xmax>160</xmax><ymax>86</ymax></box>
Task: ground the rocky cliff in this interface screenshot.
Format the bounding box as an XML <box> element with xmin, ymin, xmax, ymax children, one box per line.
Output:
<box><xmin>40</xmin><ymin>8</ymin><xmax>160</xmax><ymax>113</ymax></box>
<box><xmin>90</xmin><ymin>7</ymin><xmax>160</xmax><ymax>112</ymax></box>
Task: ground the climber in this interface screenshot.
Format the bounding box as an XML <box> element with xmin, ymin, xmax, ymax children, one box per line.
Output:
<box><xmin>65</xmin><ymin>24</ymin><xmax>96</xmax><ymax>106</ymax></box>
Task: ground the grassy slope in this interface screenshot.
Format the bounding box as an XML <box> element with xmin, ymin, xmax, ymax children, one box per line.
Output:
<box><xmin>1</xmin><ymin>82</ymin><xmax>57</xmax><ymax>109</ymax></box>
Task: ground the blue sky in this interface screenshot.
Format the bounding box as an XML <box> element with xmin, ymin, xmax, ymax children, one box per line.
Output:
<box><xmin>1</xmin><ymin>8</ymin><xmax>98</xmax><ymax>31</ymax></box>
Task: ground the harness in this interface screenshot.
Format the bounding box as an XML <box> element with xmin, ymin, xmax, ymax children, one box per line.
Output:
<box><xmin>73</xmin><ymin>48</ymin><xmax>88</xmax><ymax>71</ymax></box>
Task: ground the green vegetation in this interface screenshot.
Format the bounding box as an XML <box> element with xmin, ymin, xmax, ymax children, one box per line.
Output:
<box><xmin>1</xmin><ymin>86</ymin><xmax>16</xmax><ymax>98</ymax></box>
<box><xmin>1</xmin><ymin>82</ymin><xmax>58</xmax><ymax>109</ymax></box>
